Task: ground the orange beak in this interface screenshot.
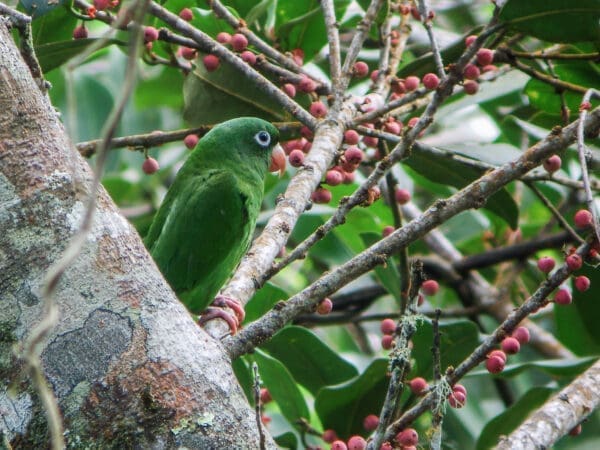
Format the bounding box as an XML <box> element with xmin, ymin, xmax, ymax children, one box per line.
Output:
<box><xmin>269</xmin><ymin>144</ymin><xmax>286</xmax><ymax>177</ymax></box>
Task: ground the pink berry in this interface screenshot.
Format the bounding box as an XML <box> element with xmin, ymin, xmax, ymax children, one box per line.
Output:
<box><xmin>407</xmin><ymin>117</ymin><xmax>419</xmax><ymax>128</ymax></box>
<box><xmin>380</xmin><ymin>318</ymin><xmax>396</xmax><ymax>335</ymax></box>
<box><xmin>379</xmin><ymin>443</ymin><xmax>393</xmax><ymax>450</ymax></box>
<box><xmin>241</xmin><ymin>50</ymin><xmax>256</xmax><ymax>65</ymax></box>
<box><xmin>409</xmin><ymin>377</ymin><xmax>427</xmax><ymax>395</ymax></box>
<box><xmin>310</xmin><ymin>101</ymin><xmax>327</xmax><ymax>118</ymax></box>
<box><xmin>322</xmin><ymin>429</ymin><xmax>338</xmax><ymax>443</ymax></box>
<box><xmin>569</xmin><ymin>424</ymin><xmax>582</xmax><ymax>436</ymax></box>
<box><xmin>317</xmin><ymin>298</ymin><xmax>333</xmax><ymax>315</ymax></box>
<box><xmin>142</xmin><ymin>157</ymin><xmax>159</xmax><ymax>174</ymax></box>
<box><xmin>574</xmin><ymin>209</ymin><xmax>593</xmax><ymax>228</ymax></box>
<box><xmin>288</xmin><ymin>149</ymin><xmax>305</xmax><ymax>167</ymax></box>
<box><xmin>410</xmin><ymin>5</ymin><xmax>421</xmax><ymax>20</ymax></box>
<box><xmin>512</xmin><ymin>327</ymin><xmax>530</xmax><ymax>344</ymax></box>
<box><xmin>353</xmin><ymin>61</ymin><xmax>369</xmax><ymax>78</ymax></box>
<box><xmin>392</xmin><ymin>79</ymin><xmax>406</xmax><ymax>94</ymax></box>
<box><xmin>325</xmin><ymin>170</ymin><xmax>343</xmax><ymax>186</ymax></box>
<box><xmin>395</xmin><ymin>188</ymin><xmax>411</xmax><ymax>205</ymax></box>
<box><xmin>179</xmin><ymin>7</ymin><xmax>193</xmax><ymax>21</ymax></box>
<box><xmin>297</xmin><ymin>75</ymin><xmax>317</xmax><ymax>93</ymax></box>
<box><xmin>575</xmin><ymin>275</ymin><xmax>590</xmax><ymax>292</ymax></box>
<box><xmin>300</xmin><ymin>126</ymin><xmax>313</xmax><ymax>140</ymax></box>
<box><xmin>311</xmin><ymin>187</ymin><xmax>332</xmax><ymax>204</ymax></box>
<box><xmin>362</xmin><ymin>135</ymin><xmax>378</xmax><ymax>148</ymax></box>
<box><xmin>144</xmin><ymin>26</ymin><xmax>159</xmax><ymax>43</ymax></box>
<box><xmin>579</xmin><ymin>101</ymin><xmax>592</xmax><ymax>112</ymax></box>
<box><xmin>463</xmin><ymin>63</ymin><xmax>480</xmax><ymax>80</ymax></box>
<box><xmin>344</xmin><ymin>147</ymin><xmax>364</xmax><ymax>164</ymax></box>
<box><xmin>543</xmin><ymin>155</ymin><xmax>561</xmax><ymax>173</ymax></box>
<box><xmin>291</xmin><ymin>48</ymin><xmax>304</xmax><ymax>66</ymax></box>
<box><xmin>303</xmin><ymin>141</ymin><xmax>312</xmax><ymax>153</ymax></box>
<box><xmin>396</xmin><ymin>428</ymin><xmax>419</xmax><ymax>447</ymax></box>
<box><xmin>180</xmin><ymin>47</ymin><xmax>197</xmax><ymax>60</ymax></box>
<box><xmin>482</xmin><ymin>64</ymin><xmax>497</xmax><ymax>73</ymax></box>
<box><xmin>465</xmin><ymin>34</ymin><xmax>477</xmax><ymax>47</ymax></box>
<box><xmin>343</xmin><ymin>130</ymin><xmax>360</xmax><ymax>145</ymax></box>
<box><xmin>347</xmin><ymin>435</ymin><xmax>367</xmax><ymax>450</ymax></box>
<box><xmin>183</xmin><ymin>134</ymin><xmax>199</xmax><ymax>149</ymax></box>
<box><xmin>282</xmin><ymin>83</ymin><xmax>296</xmax><ymax>98</ymax></box>
<box><xmin>501</xmin><ymin>337</ymin><xmax>520</xmax><ymax>355</ymax></box>
<box><xmin>537</xmin><ymin>256</ymin><xmax>556</xmax><ymax>273</ymax></box>
<box><xmin>476</xmin><ymin>48</ymin><xmax>494</xmax><ymax>66</ymax></box>
<box><xmin>73</xmin><ymin>25</ymin><xmax>88</xmax><ymax>39</ymax></box>
<box><xmin>216</xmin><ymin>32</ymin><xmax>231</xmax><ymax>44</ymax></box>
<box><xmin>383</xmin><ymin>120</ymin><xmax>402</xmax><ymax>135</ymax></box>
<box><xmin>363</xmin><ymin>414</ymin><xmax>379</xmax><ymax>431</ymax></box>
<box><xmin>370</xmin><ymin>69</ymin><xmax>380</xmax><ymax>82</ymax></box>
<box><xmin>260</xmin><ymin>388</ymin><xmax>272</xmax><ymax>404</ymax></box>
<box><xmin>422</xmin><ymin>72</ymin><xmax>440</xmax><ymax>90</ymax></box>
<box><xmin>453</xmin><ymin>384</ymin><xmax>467</xmax><ymax>396</ymax></box>
<box><xmin>404</xmin><ymin>76</ymin><xmax>420</xmax><ymax>91</ymax></box>
<box><xmin>554</xmin><ymin>288</ymin><xmax>572</xmax><ymax>305</ymax></box>
<box><xmin>331</xmin><ymin>440</ymin><xmax>348</xmax><ymax>450</ymax></box>
<box><xmin>566</xmin><ymin>254</ymin><xmax>583</xmax><ymax>271</ymax></box>
<box><xmin>448</xmin><ymin>390</ymin><xmax>466</xmax><ymax>408</ymax></box>
<box><xmin>203</xmin><ymin>54</ymin><xmax>220</xmax><ymax>72</ymax></box>
<box><xmin>382</xmin><ymin>226</ymin><xmax>395</xmax><ymax>237</ymax></box>
<box><xmin>463</xmin><ymin>80</ymin><xmax>479</xmax><ymax>95</ymax></box>
<box><xmin>381</xmin><ymin>334</ymin><xmax>394</xmax><ymax>350</ymax></box>
<box><xmin>486</xmin><ymin>355</ymin><xmax>505</xmax><ymax>373</ymax></box>
<box><xmin>231</xmin><ymin>33</ymin><xmax>248</xmax><ymax>52</ymax></box>
<box><xmin>421</xmin><ymin>279</ymin><xmax>439</xmax><ymax>296</ymax></box>
<box><xmin>93</xmin><ymin>0</ymin><xmax>110</xmax><ymax>10</ymax></box>
<box><xmin>343</xmin><ymin>171</ymin><xmax>355</xmax><ymax>184</ymax></box>
<box><xmin>488</xmin><ymin>350</ymin><xmax>507</xmax><ymax>363</ymax></box>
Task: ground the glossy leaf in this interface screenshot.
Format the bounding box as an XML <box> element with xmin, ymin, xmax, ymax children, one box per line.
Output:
<box><xmin>360</xmin><ymin>232</ymin><xmax>402</xmax><ymax>304</ymax></box>
<box><xmin>36</xmin><ymin>38</ymin><xmax>125</xmax><ymax>73</ymax></box>
<box><xmin>244</xmin><ymin>282</ymin><xmax>289</xmax><ymax>323</ymax></box>
<box><xmin>31</xmin><ymin>4</ymin><xmax>77</xmax><ymax>45</ymax></box>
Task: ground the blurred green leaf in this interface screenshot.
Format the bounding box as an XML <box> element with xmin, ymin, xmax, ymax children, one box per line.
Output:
<box><xmin>36</xmin><ymin>38</ymin><xmax>126</xmax><ymax>73</ymax></box>
<box><xmin>468</xmin><ymin>356</ymin><xmax>598</xmax><ymax>378</ymax></box>
<box><xmin>274</xmin><ymin>432</ymin><xmax>298</xmax><ymax>450</ymax></box>
<box><xmin>232</xmin><ymin>356</ymin><xmax>254</xmax><ymax>403</ymax></box>
<box><xmin>135</xmin><ymin>66</ymin><xmax>184</xmax><ymax>110</ymax></box>
<box><xmin>360</xmin><ymin>232</ymin><xmax>402</xmax><ymax>304</ymax></box>
<box><xmin>21</xmin><ymin>0</ymin><xmax>67</xmax><ymax>19</ymax></box>
<box><xmin>245</xmin><ymin>282</ymin><xmax>289</xmax><ymax>323</ymax></box>
<box><xmin>261</xmin><ymin>326</ymin><xmax>359</xmax><ymax>395</ymax></box>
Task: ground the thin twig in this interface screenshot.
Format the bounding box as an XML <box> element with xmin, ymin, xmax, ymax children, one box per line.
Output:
<box><xmin>320</xmin><ymin>0</ymin><xmax>342</xmax><ymax>98</ymax></box>
<box><xmin>252</xmin><ymin>363</ymin><xmax>266</xmax><ymax>450</ymax></box>
<box><xmin>429</xmin><ymin>309</ymin><xmax>443</xmax><ymax>450</ymax></box>
<box><xmin>417</xmin><ymin>0</ymin><xmax>445</xmax><ymax>78</ymax></box>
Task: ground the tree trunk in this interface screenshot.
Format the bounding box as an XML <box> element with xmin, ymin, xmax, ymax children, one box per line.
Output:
<box><xmin>0</xmin><ymin>22</ymin><xmax>273</xmax><ymax>449</ymax></box>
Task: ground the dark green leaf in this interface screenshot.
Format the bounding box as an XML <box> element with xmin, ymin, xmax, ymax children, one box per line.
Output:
<box><xmin>31</xmin><ymin>4</ymin><xmax>77</xmax><ymax>45</ymax></box>
<box><xmin>261</xmin><ymin>326</ymin><xmax>358</xmax><ymax>395</ymax></box>
<box><xmin>231</xmin><ymin>356</ymin><xmax>254</xmax><ymax>403</ymax></box>
<box><xmin>36</xmin><ymin>38</ymin><xmax>126</xmax><ymax>73</ymax></box>
<box><xmin>499</xmin><ymin>0</ymin><xmax>600</xmax><ymax>43</ymax></box>
<box><xmin>244</xmin><ymin>282</ymin><xmax>289</xmax><ymax>324</ymax></box>
<box><xmin>360</xmin><ymin>232</ymin><xmax>402</xmax><ymax>304</ymax></box>
<box><xmin>274</xmin><ymin>432</ymin><xmax>298</xmax><ymax>449</ymax></box>
<box><xmin>21</xmin><ymin>0</ymin><xmax>66</xmax><ymax>19</ymax></box>
<box><xmin>315</xmin><ymin>359</ymin><xmax>389</xmax><ymax>439</ymax></box>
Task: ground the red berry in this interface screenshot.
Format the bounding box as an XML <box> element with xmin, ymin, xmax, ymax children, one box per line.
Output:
<box><xmin>331</xmin><ymin>440</ymin><xmax>348</xmax><ymax>450</ymax></box>
<box><xmin>404</xmin><ymin>76</ymin><xmax>420</xmax><ymax>91</ymax></box>
<box><xmin>363</xmin><ymin>414</ymin><xmax>379</xmax><ymax>431</ymax></box>
<box><xmin>317</xmin><ymin>298</ymin><xmax>333</xmax><ymax>315</ymax></box>
<box><xmin>512</xmin><ymin>326</ymin><xmax>530</xmax><ymax>344</ymax></box>
<box><xmin>392</xmin><ymin>79</ymin><xmax>406</xmax><ymax>95</ymax></box>
<box><xmin>142</xmin><ymin>157</ymin><xmax>159</xmax><ymax>174</ymax></box>
<box><xmin>422</xmin><ymin>73</ymin><xmax>440</xmax><ymax>90</ymax></box>
<box><xmin>231</xmin><ymin>33</ymin><xmax>248</xmax><ymax>52</ymax></box>
<box><xmin>381</xmin><ymin>334</ymin><xmax>394</xmax><ymax>350</ymax></box>
<box><xmin>203</xmin><ymin>54</ymin><xmax>220</xmax><ymax>72</ymax></box>
<box><xmin>537</xmin><ymin>256</ymin><xmax>556</xmax><ymax>273</ymax></box>
<box><xmin>488</xmin><ymin>350</ymin><xmax>507</xmax><ymax>363</ymax></box>
<box><xmin>310</xmin><ymin>101</ymin><xmax>327</xmax><ymax>118</ymax></box>
<box><xmin>453</xmin><ymin>384</ymin><xmax>467</xmax><ymax>396</ymax></box>
<box><xmin>501</xmin><ymin>337</ymin><xmax>521</xmax><ymax>355</ymax></box>
<box><xmin>362</xmin><ymin>136</ymin><xmax>378</xmax><ymax>148</ymax></box>
<box><xmin>410</xmin><ymin>5</ymin><xmax>421</xmax><ymax>20</ymax></box>
<box><xmin>482</xmin><ymin>64</ymin><xmax>497</xmax><ymax>73</ymax></box>
<box><xmin>344</xmin><ymin>129</ymin><xmax>360</xmax><ymax>145</ymax></box>
<box><xmin>448</xmin><ymin>390</ymin><xmax>466</xmax><ymax>408</ymax></box>
<box><xmin>569</xmin><ymin>424</ymin><xmax>582</xmax><ymax>436</ymax></box>
<box><xmin>463</xmin><ymin>80</ymin><xmax>479</xmax><ymax>95</ymax></box>
<box><xmin>407</xmin><ymin>117</ymin><xmax>419</xmax><ymax>128</ymax></box>
<box><xmin>183</xmin><ymin>134</ymin><xmax>199</xmax><ymax>149</ymax></box>
<box><xmin>93</xmin><ymin>0</ymin><xmax>110</xmax><ymax>10</ymax></box>
<box><xmin>322</xmin><ymin>429</ymin><xmax>338</xmax><ymax>443</ymax></box>
<box><xmin>421</xmin><ymin>279</ymin><xmax>439</xmax><ymax>296</ymax></box>
<box><xmin>579</xmin><ymin>101</ymin><xmax>592</xmax><ymax>112</ymax></box>
<box><xmin>574</xmin><ymin>209</ymin><xmax>593</xmax><ymax>228</ymax></box>
<box><xmin>311</xmin><ymin>187</ymin><xmax>332</xmax><ymax>204</ymax></box>
<box><xmin>291</xmin><ymin>48</ymin><xmax>304</xmax><ymax>66</ymax></box>
<box><xmin>288</xmin><ymin>149</ymin><xmax>305</xmax><ymax>167</ymax></box>
<box><xmin>382</xmin><ymin>226</ymin><xmax>394</xmax><ymax>238</ymax></box>
<box><xmin>465</xmin><ymin>34</ymin><xmax>477</xmax><ymax>47</ymax></box>
<box><xmin>297</xmin><ymin>75</ymin><xmax>317</xmax><ymax>93</ymax></box>
<box><xmin>347</xmin><ymin>435</ymin><xmax>367</xmax><ymax>450</ymax></box>
<box><xmin>260</xmin><ymin>388</ymin><xmax>272</xmax><ymax>404</ymax></box>
<box><xmin>370</xmin><ymin>70</ymin><xmax>379</xmax><ymax>82</ymax></box>
<box><xmin>303</xmin><ymin>141</ymin><xmax>312</xmax><ymax>153</ymax></box>
<box><xmin>543</xmin><ymin>155</ymin><xmax>561</xmax><ymax>173</ymax></box>
<box><xmin>417</xmin><ymin>293</ymin><xmax>424</xmax><ymax>306</ymax></box>
<box><xmin>300</xmin><ymin>126</ymin><xmax>313</xmax><ymax>140</ymax></box>
<box><xmin>353</xmin><ymin>61</ymin><xmax>369</xmax><ymax>78</ymax></box>
<box><xmin>180</xmin><ymin>47</ymin><xmax>197</xmax><ymax>60</ymax></box>
<box><xmin>325</xmin><ymin>170</ymin><xmax>343</xmax><ymax>186</ymax></box>
<box><xmin>144</xmin><ymin>26</ymin><xmax>159</xmax><ymax>43</ymax></box>
<box><xmin>486</xmin><ymin>355</ymin><xmax>505</xmax><ymax>373</ymax></box>
<box><xmin>343</xmin><ymin>171</ymin><xmax>355</xmax><ymax>184</ymax></box>
<box><xmin>379</xmin><ymin>443</ymin><xmax>393</xmax><ymax>450</ymax></box>
<box><xmin>282</xmin><ymin>83</ymin><xmax>296</xmax><ymax>98</ymax></box>
<box><xmin>241</xmin><ymin>50</ymin><xmax>256</xmax><ymax>65</ymax></box>
<box><xmin>395</xmin><ymin>188</ymin><xmax>411</xmax><ymax>205</ymax></box>
<box><xmin>73</xmin><ymin>25</ymin><xmax>88</xmax><ymax>39</ymax></box>
<box><xmin>383</xmin><ymin>120</ymin><xmax>402</xmax><ymax>135</ymax></box>
<box><xmin>396</xmin><ymin>428</ymin><xmax>419</xmax><ymax>447</ymax></box>
<box><xmin>179</xmin><ymin>7</ymin><xmax>193</xmax><ymax>21</ymax></box>
<box><xmin>261</xmin><ymin>414</ymin><xmax>270</xmax><ymax>425</ymax></box>
<box><xmin>344</xmin><ymin>147</ymin><xmax>364</xmax><ymax>164</ymax></box>
<box><xmin>575</xmin><ymin>276</ymin><xmax>590</xmax><ymax>292</ymax></box>
<box><xmin>566</xmin><ymin>254</ymin><xmax>583</xmax><ymax>271</ymax></box>
<box><xmin>380</xmin><ymin>318</ymin><xmax>396</xmax><ymax>335</ymax></box>
<box><xmin>216</xmin><ymin>32</ymin><xmax>231</xmax><ymax>44</ymax></box>
<box><xmin>409</xmin><ymin>377</ymin><xmax>427</xmax><ymax>395</ymax></box>
<box><xmin>463</xmin><ymin>63</ymin><xmax>480</xmax><ymax>80</ymax></box>
<box><xmin>476</xmin><ymin>48</ymin><xmax>494</xmax><ymax>66</ymax></box>
<box><xmin>554</xmin><ymin>288</ymin><xmax>572</xmax><ymax>305</ymax></box>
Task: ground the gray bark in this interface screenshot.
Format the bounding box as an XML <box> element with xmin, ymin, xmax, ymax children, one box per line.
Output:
<box><xmin>0</xmin><ymin>21</ymin><xmax>273</xmax><ymax>449</ymax></box>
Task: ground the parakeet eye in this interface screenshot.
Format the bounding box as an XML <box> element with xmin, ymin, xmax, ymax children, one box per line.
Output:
<box><xmin>254</xmin><ymin>131</ymin><xmax>271</xmax><ymax>147</ymax></box>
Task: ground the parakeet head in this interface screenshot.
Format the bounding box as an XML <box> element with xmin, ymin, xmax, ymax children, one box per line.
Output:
<box><xmin>198</xmin><ymin>117</ymin><xmax>285</xmax><ymax>177</ymax></box>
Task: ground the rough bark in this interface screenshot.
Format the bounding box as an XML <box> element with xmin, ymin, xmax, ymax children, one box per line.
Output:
<box><xmin>0</xmin><ymin>22</ymin><xmax>273</xmax><ymax>449</ymax></box>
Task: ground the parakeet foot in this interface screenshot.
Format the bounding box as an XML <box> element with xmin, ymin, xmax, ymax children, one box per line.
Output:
<box><xmin>197</xmin><ymin>295</ymin><xmax>245</xmax><ymax>334</ymax></box>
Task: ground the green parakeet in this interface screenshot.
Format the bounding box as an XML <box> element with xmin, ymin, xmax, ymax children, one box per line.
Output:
<box><xmin>145</xmin><ymin>117</ymin><xmax>285</xmax><ymax>333</ymax></box>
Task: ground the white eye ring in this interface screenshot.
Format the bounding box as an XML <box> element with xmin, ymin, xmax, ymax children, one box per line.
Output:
<box><xmin>254</xmin><ymin>131</ymin><xmax>271</xmax><ymax>147</ymax></box>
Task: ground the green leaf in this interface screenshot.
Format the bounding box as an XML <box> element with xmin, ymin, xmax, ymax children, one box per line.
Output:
<box><xmin>499</xmin><ymin>0</ymin><xmax>600</xmax><ymax>43</ymax></box>
<box><xmin>21</xmin><ymin>0</ymin><xmax>66</xmax><ymax>19</ymax></box>
<box><xmin>440</xmin><ymin>143</ymin><xmax>523</xmax><ymax>167</ymax></box>
<box><xmin>261</xmin><ymin>326</ymin><xmax>358</xmax><ymax>395</ymax></box>
<box><xmin>315</xmin><ymin>358</ymin><xmax>389</xmax><ymax>439</ymax></box>
<box><xmin>244</xmin><ymin>282</ymin><xmax>289</xmax><ymax>324</ymax></box>
<box><xmin>36</xmin><ymin>38</ymin><xmax>126</xmax><ymax>73</ymax></box>
<box><xmin>253</xmin><ymin>350</ymin><xmax>310</xmax><ymax>431</ymax></box>
<box><xmin>135</xmin><ymin>66</ymin><xmax>185</xmax><ymax>110</ymax></box>
<box><xmin>476</xmin><ymin>387</ymin><xmax>554</xmax><ymax>450</ymax></box>
<box><xmin>405</xmin><ymin>146</ymin><xmax>520</xmax><ymax>229</ymax></box>
<box><xmin>232</xmin><ymin>356</ymin><xmax>254</xmax><ymax>403</ymax></box>
<box><xmin>360</xmin><ymin>232</ymin><xmax>403</xmax><ymax>304</ymax></box>
<box><xmin>30</xmin><ymin>4</ymin><xmax>77</xmax><ymax>45</ymax></box>
<box><xmin>274</xmin><ymin>432</ymin><xmax>298</xmax><ymax>450</ymax></box>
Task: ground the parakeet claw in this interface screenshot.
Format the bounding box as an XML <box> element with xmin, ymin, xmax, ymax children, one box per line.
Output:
<box><xmin>197</xmin><ymin>295</ymin><xmax>245</xmax><ymax>334</ymax></box>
